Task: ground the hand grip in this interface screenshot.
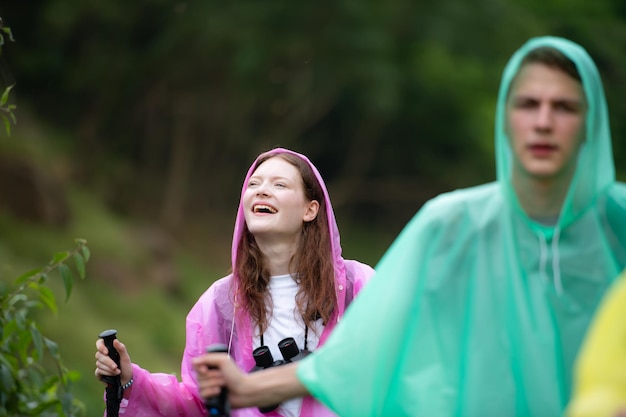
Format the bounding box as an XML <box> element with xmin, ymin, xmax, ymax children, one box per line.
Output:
<box><xmin>99</xmin><ymin>329</ymin><xmax>123</xmax><ymax>416</ymax></box>
<box><xmin>204</xmin><ymin>344</ymin><xmax>230</xmax><ymax>417</ymax></box>
<box><xmin>99</xmin><ymin>329</ymin><xmax>121</xmax><ymax>387</ymax></box>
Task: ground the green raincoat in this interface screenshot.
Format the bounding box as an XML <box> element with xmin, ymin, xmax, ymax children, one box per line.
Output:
<box><xmin>297</xmin><ymin>37</ymin><xmax>626</xmax><ymax>416</ymax></box>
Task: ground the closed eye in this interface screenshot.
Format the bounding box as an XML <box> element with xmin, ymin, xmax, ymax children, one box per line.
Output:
<box><xmin>512</xmin><ymin>97</ymin><xmax>539</xmax><ymax>109</ymax></box>
<box><xmin>553</xmin><ymin>100</ymin><xmax>583</xmax><ymax>113</ymax></box>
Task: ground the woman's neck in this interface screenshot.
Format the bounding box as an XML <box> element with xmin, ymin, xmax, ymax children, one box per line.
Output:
<box><xmin>255</xmin><ymin>237</ymin><xmax>299</xmax><ymax>276</ymax></box>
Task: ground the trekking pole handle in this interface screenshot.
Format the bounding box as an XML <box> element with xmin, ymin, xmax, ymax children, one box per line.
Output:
<box><xmin>99</xmin><ymin>329</ymin><xmax>122</xmax><ymax>388</ymax></box>
<box><xmin>204</xmin><ymin>344</ymin><xmax>230</xmax><ymax>417</ymax></box>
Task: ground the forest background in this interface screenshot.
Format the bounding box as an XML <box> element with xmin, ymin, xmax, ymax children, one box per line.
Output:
<box><xmin>1</xmin><ymin>0</ymin><xmax>626</xmax><ymax>414</ymax></box>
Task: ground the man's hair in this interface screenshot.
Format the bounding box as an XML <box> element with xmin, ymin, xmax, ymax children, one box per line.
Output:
<box><xmin>235</xmin><ymin>152</ymin><xmax>336</xmax><ymax>336</ymax></box>
<box><xmin>521</xmin><ymin>46</ymin><xmax>581</xmax><ymax>82</ymax></box>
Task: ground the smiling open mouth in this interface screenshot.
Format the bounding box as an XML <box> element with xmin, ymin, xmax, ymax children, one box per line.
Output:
<box><xmin>253</xmin><ymin>204</ymin><xmax>277</xmax><ymax>214</ymax></box>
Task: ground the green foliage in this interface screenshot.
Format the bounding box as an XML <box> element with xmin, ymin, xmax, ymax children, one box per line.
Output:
<box><xmin>0</xmin><ymin>17</ymin><xmax>16</xmax><ymax>136</ymax></box>
<box><xmin>0</xmin><ymin>239</ymin><xmax>90</xmax><ymax>417</ymax></box>
<box><xmin>4</xmin><ymin>0</ymin><xmax>626</xmax><ymax>228</ymax></box>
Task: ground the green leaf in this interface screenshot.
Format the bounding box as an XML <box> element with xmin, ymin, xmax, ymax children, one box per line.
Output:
<box><xmin>16</xmin><ymin>330</ymin><xmax>32</xmax><ymax>362</ymax></box>
<box><xmin>30</xmin><ymin>324</ymin><xmax>44</xmax><ymax>361</ymax></box>
<box><xmin>50</xmin><ymin>251</ymin><xmax>69</xmax><ymax>266</ymax></box>
<box><xmin>14</xmin><ymin>268</ymin><xmax>43</xmax><ymax>286</ymax></box>
<box><xmin>81</xmin><ymin>245</ymin><xmax>91</xmax><ymax>263</ymax></box>
<box><xmin>73</xmin><ymin>253</ymin><xmax>86</xmax><ymax>279</ymax></box>
<box><xmin>9</xmin><ymin>108</ymin><xmax>16</xmax><ymax>124</ymax></box>
<box><xmin>38</xmin><ymin>286</ymin><xmax>58</xmax><ymax>315</ymax></box>
<box><xmin>0</xmin><ymin>84</ymin><xmax>13</xmax><ymax>106</ymax></box>
<box><xmin>57</xmin><ymin>264</ymin><xmax>73</xmax><ymax>301</ymax></box>
<box><xmin>8</xmin><ymin>294</ymin><xmax>27</xmax><ymax>308</ymax></box>
<box><xmin>1</xmin><ymin>319</ymin><xmax>18</xmax><ymax>343</ymax></box>
<box><xmin>1</xmin><ymin>26</ymin><xmax>15</xmax><ymax>42</ymax></box>
<box><xmin>63</xmin><ymin>369</ymin><xmax>81</xmax><ymax>383</ymax></box>
<box><xmin>0</xmin><ymin>363</ymin><xmax>15</xmax><ymax>392</ymax></box>
<box><xmin>44</xmin><ymin>338</ymin><xmax>60</xmax><ymax>360</ymax></box>
<box><xmin>2</xmin><ymin>115</ymin><xmax>9</xmax><ymax>136</ymax></box>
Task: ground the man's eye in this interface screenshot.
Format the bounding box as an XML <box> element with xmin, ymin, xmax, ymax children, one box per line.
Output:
<box><xmin>515</xmin><ymin>99</ymin><xmax>537</xmax><ymax>109</ymax></box>
<box><xmin>554</xmin><ymin>102</ymin><xmax>579</xmax><ymax>113</ymax></box>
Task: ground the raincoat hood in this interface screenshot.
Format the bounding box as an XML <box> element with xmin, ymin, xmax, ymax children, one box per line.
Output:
<box><xmin>296</xmin><ymin>37</ymin><xmax>626</xmax><ymax>417</ymax></box>
<box><xmin>228</xmin><ymin>147</ymin><xmax>359</xmax><ymax>372</ymax></box>
<box><xmin>231</xmin><ymin>147</ymin><xmax>344</xmax><ymax>292</ymax></box>
<box><xmin>495</xmin><ymin>36</ymin><xmax>614</xmax><ymax>230</ymax></box>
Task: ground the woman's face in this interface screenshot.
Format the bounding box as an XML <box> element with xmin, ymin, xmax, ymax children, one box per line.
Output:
<box><xmin>243</xmin><ymin>156</ymin><xmax>319</xmax><ymax>242</ymax></box>
<box><xmin>506</xmin><ymin>62</ymin><xmax>587</xmax><ymax>183</ymax></box>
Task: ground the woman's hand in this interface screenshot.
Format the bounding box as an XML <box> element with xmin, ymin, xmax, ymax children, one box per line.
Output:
<box><xmin>94</xmin><ymin>338</ymin><xmax>134</xmax><ymax>387</ymax></box>
<box><xmin>192</xmin><ymin>353</ymin><xmax>308</xmax><ymax>409</ymax></box>
<box><xmin>193</xmin><ymin>352</ymin><xmax>249</xmax><ymax>408</ymax></box>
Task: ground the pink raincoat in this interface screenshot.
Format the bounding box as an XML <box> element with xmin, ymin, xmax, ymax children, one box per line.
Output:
<box><xmin>107</xmin><ymin>148</ymin><xmax>374</xmax><ymax>416</ymax></box>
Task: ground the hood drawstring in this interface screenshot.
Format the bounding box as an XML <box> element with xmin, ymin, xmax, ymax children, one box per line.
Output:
<box><xmin>537</xmin><ymin>228</ymin><xmax>563</xmax><ymax>295</ymax></box>
<box><xmin>227</xmin><ymin>295</ymin><xmax>237</xmax><ymax>357</ymax></box>
<box><xmin>538</xmin><ymin>233</ymin><xmax>549</xmax><ymax>286</ymax></box>
<box><xmin>552</xmin><ymin>227</ymin><xmax>563</xmax><ymax>295</ymax></box>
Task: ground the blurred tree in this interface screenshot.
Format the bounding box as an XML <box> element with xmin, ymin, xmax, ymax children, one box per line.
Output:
<box><xmin>0</xmin><ymin>238</ymin><xmax>90</xmax><ymax>416</ymax></box>
<box><xmin>2</xmin><ymin>0</ymin><xmax>625</xmax><ymax>233</ymax></box>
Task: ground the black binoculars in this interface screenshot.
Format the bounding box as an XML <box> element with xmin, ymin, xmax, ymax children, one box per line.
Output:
<box><xmin>251</xmin><ymin>337</ymin><xmax>311</xmax><ymax>413</ymax></box>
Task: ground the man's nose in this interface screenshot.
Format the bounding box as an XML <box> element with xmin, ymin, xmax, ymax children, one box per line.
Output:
<box><xmin>535</xmin><ymin>103</ymin><xmax>554</xmax><ymax>131</ymax></box>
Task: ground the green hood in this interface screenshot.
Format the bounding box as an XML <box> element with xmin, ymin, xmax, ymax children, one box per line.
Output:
<box><xmin>495</xmin><ymin>36</ymin><xmax>614</xmax><ymax>230</ymax></box>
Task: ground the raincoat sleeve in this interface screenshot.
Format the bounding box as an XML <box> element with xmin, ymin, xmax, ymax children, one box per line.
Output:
<box><xmin>567</xmin><ymin>270</ymin><xmax>626</xmax><ymax>417</ymax></box>
<box><xmin>105</xmin><ymin>277</ymin><xmax>232</xmax><ymax>417</ymax></box>
<box><xmin>297</xmin><ymin>197</ymin><xmax>451</xmax><ymax>417</ymax></box>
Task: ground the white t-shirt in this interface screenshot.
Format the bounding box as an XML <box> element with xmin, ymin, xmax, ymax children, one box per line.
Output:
<box><xmin>252</xmin><ymin>274</ymin><xmax>324</xmax><ymax>417</ymax></box>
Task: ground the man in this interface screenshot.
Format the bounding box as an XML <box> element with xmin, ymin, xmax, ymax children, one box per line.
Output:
<box><xmin>193</xmin><ymin>36</ymin><xmax>626</xmax><ymax>416</ymax></box>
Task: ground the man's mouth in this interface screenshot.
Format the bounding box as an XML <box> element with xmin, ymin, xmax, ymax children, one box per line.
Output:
<box><xmin>253</xmin><ymin>204</ymin><xmax>277</xmax><ymax>214</ymax></box>
<box><xmin>528</xmin><ymin>143</ymin><xmax>557</xmax><ymax>157</ymax></box>
<box><xmin>530</xmin><ymin>144</ymin><xmax>556</xmax><ymax>150</ymax></box>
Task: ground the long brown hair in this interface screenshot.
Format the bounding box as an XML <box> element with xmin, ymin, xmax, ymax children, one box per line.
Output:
<box><xmin>235</xmin><ymin>152</ymin><xmax>337</xmax><ymax>336</ymax></box>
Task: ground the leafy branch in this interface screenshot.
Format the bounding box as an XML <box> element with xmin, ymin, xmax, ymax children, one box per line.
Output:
<box><xmin>0</xmin><ymin>239</ymin><xmax>90</xmax><ymax>417</ymax></box>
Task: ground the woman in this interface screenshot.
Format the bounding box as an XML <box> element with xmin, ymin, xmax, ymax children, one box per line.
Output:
<box><xmin>94</xmin><ymin>148</ymin><xmax>375</xmax><ymax>417</ymax></box>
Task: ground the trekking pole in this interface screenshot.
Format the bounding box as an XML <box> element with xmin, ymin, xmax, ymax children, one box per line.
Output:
<box><xmin>99</xmin><ymin>329</ymin><xmax>122</xmax><ymax>417</ymax></box>
<box><xmin>204</xmin><ymin>344</ymin><xmax>230</xmax><ymax>417</ymax></box>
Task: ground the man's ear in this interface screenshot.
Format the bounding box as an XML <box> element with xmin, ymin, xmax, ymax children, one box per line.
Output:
<box><xmin>303</xmin><ymin>200</ymin><xmax>320</xmax><ymax>222</ymax></box>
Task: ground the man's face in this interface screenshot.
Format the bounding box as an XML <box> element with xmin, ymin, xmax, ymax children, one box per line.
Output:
<box><xmin>506</xmin><ymin>62</ymin><xmax>587</xmax><ymax>183</ymax></box>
